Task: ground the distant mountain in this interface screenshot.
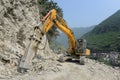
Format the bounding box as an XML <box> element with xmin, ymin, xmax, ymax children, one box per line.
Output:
<box><xmin>56</xmin><ymin>26</ymin><xmax>95</xmax><ymax>48</ymax></box>
<box><xmin>82</xmin><ymin>10</ymin><xmax>120</xmax><ymax>52</ymax></box>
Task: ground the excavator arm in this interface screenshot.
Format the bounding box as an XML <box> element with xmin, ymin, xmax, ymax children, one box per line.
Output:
<box><xmin>41</xmin><ymin>9</ymin><xmax>76</xmax><ymax>55</ymax></box>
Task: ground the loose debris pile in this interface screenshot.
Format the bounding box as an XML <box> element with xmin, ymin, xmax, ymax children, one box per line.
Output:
<box><xmin>31</xmin><ymin>59</ymin><xmax>61</xmax><ymax>72</ymax></box>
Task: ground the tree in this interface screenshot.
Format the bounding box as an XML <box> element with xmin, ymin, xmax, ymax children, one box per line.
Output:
<box><xmin>38</xmin><ymin>0</ymin><xmax>63</xmax><ymax>43</ymax></box>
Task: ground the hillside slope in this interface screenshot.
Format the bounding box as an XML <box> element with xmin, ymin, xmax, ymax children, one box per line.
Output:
<box><xmin>0</xmin><ymin>0</ymin><xmax>54</xmax><ymax>78</ymax></box>
<box><xmin>82</xmin><ymin>10</ymin><xmax>120</xmax><ymax>52</ymax></box>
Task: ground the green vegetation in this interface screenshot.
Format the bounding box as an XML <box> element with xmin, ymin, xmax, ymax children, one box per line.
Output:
<box><xmin>83</xmin><ymin>32</ymin><xmax>120</xmax><ymax>52</ymax></box>
<box><xmin>82</xmin><ymin>10</ymin><xmax>120</xmax><ymax>53</ymax></box>
<box><xmin>38</xmin><ymin>0</ymin><xmax>63</xmax><ymax>43</ymax></box>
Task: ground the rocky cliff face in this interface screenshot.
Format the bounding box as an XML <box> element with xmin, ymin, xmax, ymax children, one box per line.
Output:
<box><xmin>0</xmin><ymin>0</ymin><xmax>54</xmax><ymax>76</ymax></box>
<box><xmin>0</xmin><ymin>0</ymin><xmax>39</xmax><ymax>54</ymax></box>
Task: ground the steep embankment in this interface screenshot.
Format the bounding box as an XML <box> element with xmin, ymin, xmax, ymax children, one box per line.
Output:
<box><xmin>0</xmin><ymin>0</ymin><xmax>54</xmax><ymax>78</ymax></box>
<box><xmin>0</xmin><ymin>0</ymin><xmax>40</xmax><ymax>57</ymax></box>
<box><xmin>82</xmin><ymin>10</ymin><xmax>120</xmax><ymax>52</ymax></box>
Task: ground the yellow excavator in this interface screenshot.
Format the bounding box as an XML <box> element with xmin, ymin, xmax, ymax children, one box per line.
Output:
<box><xmin>18</xmin><ymin>9</ymin><xmax>90</xmax><ymax>72</ymax></box>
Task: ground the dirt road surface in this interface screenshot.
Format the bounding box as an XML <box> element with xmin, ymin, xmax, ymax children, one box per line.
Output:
<box><xmin>8</xmin><ymin>59</ymin><xmax>120</xmax><ymax>80</ymax></box>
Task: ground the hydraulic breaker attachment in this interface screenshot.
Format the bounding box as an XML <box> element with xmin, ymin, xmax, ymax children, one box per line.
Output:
<box><xmin>18</xmin><ymin>24</ymin><xmax>43</xmax><ymax>72</ymax></box>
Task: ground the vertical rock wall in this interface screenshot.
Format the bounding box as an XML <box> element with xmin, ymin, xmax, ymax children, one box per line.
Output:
<box><xmin>0</xmin><ymin>0</ymin><xmax>53</xmax><ymax>65</ymax></box>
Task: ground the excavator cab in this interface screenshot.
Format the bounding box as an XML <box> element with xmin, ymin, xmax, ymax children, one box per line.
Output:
<box><xmin>75</xmin><ymin>39</ymin><xmax>90</xmax><ymax>56</ymax></box>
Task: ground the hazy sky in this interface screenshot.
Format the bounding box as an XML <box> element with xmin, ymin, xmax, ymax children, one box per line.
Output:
<box><xmin>53</xmin><ymin>0</ymin><xmax>120</xmax><ymax>28</ymax></box>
